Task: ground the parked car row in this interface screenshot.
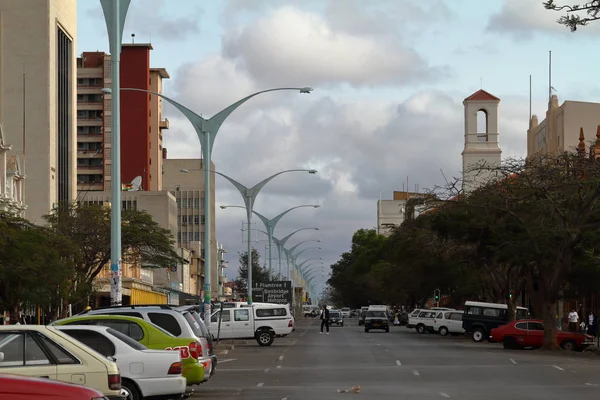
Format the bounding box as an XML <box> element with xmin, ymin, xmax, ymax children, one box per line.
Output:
<box><xmin>405</xmin><ymin>301</ymin><xmax>595</xmax><ymax>352</ymax></box>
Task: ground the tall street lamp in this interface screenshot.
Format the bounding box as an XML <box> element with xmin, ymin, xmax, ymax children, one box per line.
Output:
<box><xmin>117</xmin><ymin>86</ymin><xmax>313</xmax><ymax>324</ymax></box>
<box><xmin>210</xmin><ymin>169</ymin><xmax>317</xmax><ymax>304</ymax></box>
<box><xmin>100</xmin><ymin>0</ymin><xmax>131</xmax><ymax>306</ymax></box>
<box><xmin>274</xmin><ymin>230</ymin><xmax>319</xmax><ymax>278</ymax></box>
<box><xmin>220</xmin><ymin>205</ymin><xmax>319</xmax><ymax>277</ymax></box>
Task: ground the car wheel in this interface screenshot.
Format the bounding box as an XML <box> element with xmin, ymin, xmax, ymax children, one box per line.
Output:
<box><xmin>121</xmin><ymin>379</ymin><xmax>141</xmax><ymax>400</ymax></box>
<box><xmin>256</xmin><ymin>330</ymin><xmax>275</xmax><ymax>346</ymax></box>
<box><xmin>385</xmin><ymin>328</ymin><xmax>389</xmax><ymax>333</ymax></box>
<box><xmin>416</xmin><ymin>324</ymin><xmax>426</xmax><ymax>334</ymax></box>
<box><xmin>341</xmin><ymin>323</ymin><xmax>344</xmax><ymax>327</ymax></box>
<box><xmin>365</xmin><ymin>328</ymin><xmax>369</xmax><ymax>333</ymax></box>
<box><xmin>439</xmin><ymin>326</ymin><xmax>449</xmax><ymax>336</ymax></box>
<box><xmin>561</xmin><ymin>340</ymin><xmax>576</xmax><ymax>351</ymax></box>
<box><xmin>472</xmin><ymin>328</ymin><xmax>485</xmax><ymax>342</ymax></box>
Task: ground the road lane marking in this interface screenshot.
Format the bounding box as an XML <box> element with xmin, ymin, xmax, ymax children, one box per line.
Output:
<box><xmin>413</xmin><ymin>370</ymin><xmax>420</xmax><ymax>376</ymax></box>
<box><xmin>277</xmin><ymin>365</ymin><xmax>282</xmax><ymax>369</ymax></box>
<box><xmin>509</xmin><ymin>358</ymin><xmax>517</xmax><ymax>364</ymax></box>
<box><xmin>439</xmin><ymin>393</ymin><xmax>450</xmax><ymax>398</ymax></box>
<box><xmin>279</xmin><ymin>355</ymin><xmax>284</xmax><ymax>361</ymax></box>
<box><xmin>219</xmin><ymin>358</ymin><xmax>237</xmax><ymax>364</ymax></box>
<box><xmin>553</xmin><ymin>365</ymin><xmax>564</xmax><ymax>371</ymax></box>
<box><xmin>396</xmin><ymin>360</ymin><xmax>401</xmax><ymax>366</ymax></box>
<box><xmin>264</xmin><ymin>368</ymin><xmax>270</xmax><ymax>373</ymax></box>
<box><xmin>585</xmin><ymin>383</ymin><xmax>599</xmax><ymax>386</ymax></box>
<box><xmin>385</xmin><ymin>349</ymin><xmax>389</xmax><ymax>352</ymax></box>
<box><xmin>257</xmin><ymin>382</ymin><xmax>264</xmax><ymax>387</ymax></box>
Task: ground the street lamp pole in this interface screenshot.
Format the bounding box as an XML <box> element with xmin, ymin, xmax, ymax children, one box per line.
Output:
<box><xmin>275</xmin><ymin>229</ymin><xmax>319</xmax><ymax>278</ymax></box>
<box><xmin>213</xmin><ymin>169</ymin><xmax>317</xmax><ymax>304</ymax></box>
<box><xmin>100</xmin><ymin>0</ymin><xmax>131</xmax><ymax>306</ymax></box>
<box><xmin>220</xmin><ymin>205</ymin><xmax>320</xmax><ymax>277</ymax></box>
<box><xmin>119</xmin><ymin>87</ymin><xmax>314</xmax><ymax>325</ymax></box>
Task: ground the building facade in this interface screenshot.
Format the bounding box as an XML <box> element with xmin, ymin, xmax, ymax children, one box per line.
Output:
<box><xmin>461</xmin><ymin>90</ymin><xmax>502</xmax><ymax>194</ymax></box>
<box><xmin>376</xmin><ymin>191</ymin><xmax>421</xmax><ymax>236</ymax></box>
<box><xmin>162</xmin><ymin>158</ymin><xmax>220</xmax><ymax>300</ymax></box>
<box><xmin>0</xmin><ymin>125</ymin><xmax>26</xmax><ymax>216</ymax></box>
<box><xmin>527</xmin><ymin>95</ymin><xmax>600</xmax><ymax>158</ymax></box>
<box><xmin>0</xmin><ymin>0</ymin><xmax>77</xmax><ymax>223</ymax></box>
<box><xmin>76</xmin><ymin>44</ymin><xmax>169</xmax><ymax>194</ymax></box>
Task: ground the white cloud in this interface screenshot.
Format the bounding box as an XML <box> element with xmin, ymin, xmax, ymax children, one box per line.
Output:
<box><xmin>221</xmin><ymin>6</ymin><xmax>452</xmax><ymax>88</ymax></box>
<box><xmin>487</xmin><ymin>0</ymin><xmax>600</xmax><ymax>39</ymax></box>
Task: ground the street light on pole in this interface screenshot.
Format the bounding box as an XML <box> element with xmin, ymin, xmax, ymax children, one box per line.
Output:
<box><xmin>99</xmin><ymin>0</ymin><xmax>131</xmax><ymax>306</ymax></box>
<box><xmin>204</xmin><ymin>168</ymin><xmax>317</xmax><ymax>304</ymax></box>
<box><xmin>219</xmin><ymin>205</ymin><xmax>320</xmax><ymax>277</ymax></box>
<box><xmin>116</xmin><ymin>86</ymin><xmax>314</xmax><ymax>325</ymax></box>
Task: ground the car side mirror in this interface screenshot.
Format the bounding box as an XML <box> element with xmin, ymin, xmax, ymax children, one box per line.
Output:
<box><xmin>0</xmin><ymin>352</ymin><xmax>4</xmax><ymax>362</ymax></box>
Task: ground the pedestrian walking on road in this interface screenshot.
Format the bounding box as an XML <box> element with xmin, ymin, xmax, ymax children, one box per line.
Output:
<box><xmin>320</xmin><ymin>305</ymin><xmax>330</xmax><ymax>335</ymax></box>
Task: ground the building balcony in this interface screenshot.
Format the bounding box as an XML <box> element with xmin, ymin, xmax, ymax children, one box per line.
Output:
<box><xmin>77</xmin><ymin>182</ymin><xmax>104</xmax><ymax>191</ymax></box>
<box><xmin>77</xmin><ymin>166</ymin><xmax>103</xmax><ymax>174</ymax></box>
<box><xmin>78</xmin><ymin>134</ymin><xmax>104</xmax><ymax>143</ymax></box>
<box><xmin>159</xmin><ymin>118</ymin><xmax>169</xmax><ymax>130</ymax></box>
<box><xmin>77</xmin><ymin>102</ymin><xmax>103</xmax><ymax>111</ymax></box>
<box><xmin>77</xmin><ymin>150</ymin><xmax>103</xmax><ymax>158</ymax></box>
<box><xmin>77</xmin><ymin>68</ymin><xmax>103</xmax><ymax>78</ymax></box>
<box><xmin>77</xmin><ymin>118</ymin><xmax>103</xmax><ymax>126</ymax></box>
<box><xmin>77</xmin><ymin>86</ymin><xmax>103</xmax><ymax>95</ymax></box>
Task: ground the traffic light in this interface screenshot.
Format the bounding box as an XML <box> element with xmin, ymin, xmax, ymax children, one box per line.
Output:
<box><xmin>434</xmin><ymin>289</ymin><xmax>440</xmax><ymax>303</ymax></box>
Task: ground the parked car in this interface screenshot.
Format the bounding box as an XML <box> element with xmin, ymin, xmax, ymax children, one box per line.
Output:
<box><xmin>462</xmin><ymin>301</ymin><xmax>529</xmax><ymax>342</ymax></box>
<box><xmin>210</xmin><ymin>303</ymin><xmax>294</xmax><ymax>346</ymax></box>
<box><xmin>171</xmin><ymin>305</ymin><xmax>217</xmax><ymax>376</ymax></box>
<box><xmin>432</xmin><ymin>310</ymin><xmax>465</xmax><ymax>336</ymax></box>
<box><xmin>490</xmin><ymin>320</ymin><xmax>595</xmax><ymax>351</ymax></box>
<box><xmin>56</xmin><ymin>325</ymin><xmax>188</xmax><ymax>400</ymax></box>
<box><xmin>364</xmin><ymin>309</ymin><xmax>390</xmax><ymax>333</ymax></box>
<box><xmin>358</xmin><ymin>310</ymin><xmax>367</xmax><ymax>326</ymax></box>
<box><xmin>0</xmin><ymin>374</ymin><xmax>107</xmax><ymax>400</ymax></box>
<box><xmin>329</xmin><ymin>310</ymin><xmax>344</xmax><ymax>326</ymax></box>
<box><xmin>75</xmin><ymin>304</ymin><xmax>215</xmax><ymax>379</ymax></box>
<box><xmin>0</xmin><ymin>325</ymin><xmax>123</xmax><ymax>399</ymax></box>
<box><xmin>410</xmin><ymin>310</ymin><xmax>438</xmax><ymax>334</ymax></box>
<box><xmin>52</xmin><ymin>314</ymin><xmax>207</xmax><ymax>385</ymax></box>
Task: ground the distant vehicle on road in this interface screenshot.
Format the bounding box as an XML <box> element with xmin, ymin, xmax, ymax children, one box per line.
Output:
<box><xmin>329</xmin><ymin>310</ymin><xmax>344</xmax><ymax>326</ymax></box>
<box><xmin>364</xmin><ymin>308</ymin><xmax>390</xmax><ymax>333</ymax></box>
<box><xmin>341</xmin><ymin>308</ymin><xmax>351</xmax><ymax>318</ymax></box>
<box><xmin>462</xmin><ymin>301</ymin><xmax>529</xmax><ymax>342</ymax></box>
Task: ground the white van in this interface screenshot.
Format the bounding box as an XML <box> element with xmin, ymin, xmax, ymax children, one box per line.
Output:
<box><xmin>432</xmin><ymin>310</ymin><xmax>465</xmax><ymax>336</ymax></box>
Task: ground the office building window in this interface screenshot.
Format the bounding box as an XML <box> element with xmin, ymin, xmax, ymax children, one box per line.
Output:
<box><xmin>188</xmin><ymin>198</ymin><xmax>193</xmax><ymax>208</ymax></box>
<box><xmin>182</xmin><ymin>215</ymin><xmax>187</xmax><ymax>225</ymax></box>
<box><xmin>194</xmin><ymin>198</ymin><xmax>199</xmax><ymax>208</ymax></box>
<box><xmin>177</xmin><ymin>232</ymin><xmax>181</xmax><ymax>242</ymax></box>
<box><xmin>182</xmin><ymin>232</ymin><xmax>188</xmax><ymax>242</ymax></box>
<box><xmin>201</xmin><ymin>215</ymin><xmax>205</xmax><ymax>225</ymax></box>
<box><xmin>194</xmin><ymin>232</ymin><xmax>200</xmax><ymax>241</ymax></box>
<box><xmin>57</xmin><ymin>27</ymin><xmax>72</xmax><ymax>205</ymax></box>
<box><xmin>194</xmin><ymin>215</ymin><xmax>199</xmax><ymax>225</ymax></box>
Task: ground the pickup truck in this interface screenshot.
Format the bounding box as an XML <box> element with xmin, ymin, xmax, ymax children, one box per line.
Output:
<box><xmin>211</xmin><ymin>304</ymin><xmax>294</xmax><ymax>346</ymax></box>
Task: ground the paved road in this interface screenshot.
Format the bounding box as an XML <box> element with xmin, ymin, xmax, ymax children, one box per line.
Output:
<box><xmin>193</xmin><ymin>318</ymin><xmax>600</xmax><ymax>399</ymax></box>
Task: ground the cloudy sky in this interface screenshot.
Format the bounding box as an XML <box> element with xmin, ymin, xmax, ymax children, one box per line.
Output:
<box><xmin>77</xmin><ymin>0</ymin><xmax>600</xmax><ymax>293</ymax></box>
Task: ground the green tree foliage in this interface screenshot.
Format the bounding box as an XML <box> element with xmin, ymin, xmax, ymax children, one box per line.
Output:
<box><xmin>43</xmin><ymin>203</ymin><xmax>187</xmax><ymax>300</ymax></box>
<box><xmin>544</xmin><ymin>0</ymin><xmax>600</xmax><ymax>31</ymax></box>
<box><xmin>235</xmin><ymin>249</ymin><xmax>271</xmax><ymax>295</ymax></box>
<box><xmin>0</xmin><ymin>213</ymin><xmax>76</xmax><ymax>320</ymax></box>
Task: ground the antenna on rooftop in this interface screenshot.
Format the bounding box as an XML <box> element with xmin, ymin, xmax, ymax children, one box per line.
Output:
<box><xmin>131</xmin><ymin>33</ymin><xmax>135</xmax><ymax>44</ymax></box>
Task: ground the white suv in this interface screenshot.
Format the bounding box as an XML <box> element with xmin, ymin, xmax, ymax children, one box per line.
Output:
<box><xmin>432</xmin><ymin>310</ymin><xmax>465</xmax><ymax>336</ymax></box>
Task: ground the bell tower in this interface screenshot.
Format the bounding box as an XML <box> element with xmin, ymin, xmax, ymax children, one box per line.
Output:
<box><xmin>461</xmin><ymin>89</ymin><xmax>502</xmax><ymax>193</ymax></box>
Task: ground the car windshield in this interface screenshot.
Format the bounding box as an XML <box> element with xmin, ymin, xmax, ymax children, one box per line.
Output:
<box><xmin>106</xmin><ymin>328</ymin><xmax>148</xmax><ymax>351</ymax></box>
<box><xmin>189</xmin><ymin>310</ymin><xmax>210</xmax><ymax>337</ymax></box>
<box><xmin>330</xmin><ymin>311</ymin><xmax>341</xmax><ymax>317</ymax></box>
<box><xmin>367</xmin><ymin>311</ymin><xmax>387</xmax><ymax>318</ymax></box>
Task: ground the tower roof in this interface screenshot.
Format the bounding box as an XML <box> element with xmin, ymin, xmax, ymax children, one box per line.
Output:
<box><xmin>464</xmin><ymin>89</ymin><xmax>500</xmax><ymax>102</ymax></box>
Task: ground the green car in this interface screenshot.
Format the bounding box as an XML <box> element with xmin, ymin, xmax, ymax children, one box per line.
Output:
<box><xmin>51</xmin><ymin>315</ymin><xmax>206</xmax><ymax>385</ymax></box>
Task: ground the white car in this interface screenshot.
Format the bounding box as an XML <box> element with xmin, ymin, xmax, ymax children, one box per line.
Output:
<box><xmin>56</xmin><ymin>325</ymin><xmax>187</xmax><ymax>400</ymax></box>
<box><xmin>432</xmin><ymin>310</ymin><xmax>465</xmax><ymax>336</ymax></box>
<box><xmin>340</xmin><ymin>308</ymin><xmax>351</xmax><ymax>318</ymax></box>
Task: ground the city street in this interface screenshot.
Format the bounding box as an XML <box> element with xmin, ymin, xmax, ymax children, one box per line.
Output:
<box><xmin>196</xmin><ymin>318</ymin><xmax>600</xmax><ymax>399</ymax></box>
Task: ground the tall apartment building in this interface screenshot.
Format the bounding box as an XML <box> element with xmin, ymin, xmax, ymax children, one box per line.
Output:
<box><xmin>0</xmin><ymin>0</ymin><xmax>77</xmax><ymax>223</ymax></box>
<box><xmin>76</xmin><ymin>44</ymin><xmax>169</xmax><ymax>194</ymax></box>
<box><xmin>162</xmin><ymin>158</ymin><xmax>220</xmax><ymax>300</ymax></box>
<box><xmin>527</xmin><ymin>95</ymin><xmax>600</xmax><ymax>158</ymax></box>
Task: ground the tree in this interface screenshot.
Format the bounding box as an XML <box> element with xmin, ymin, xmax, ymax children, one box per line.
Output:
<box><xmin>0</xmin><ymin>213</ymin><xmax>76</xmax><ymax>320</ymax></box>
<box><xmin>544</xmin><ymin>0</ymin><xmax>600</xmax><ymax>31</ymax></box>
<box><xmin>43</xmin><ymin>203</ymin><xmax>187</xmax><ymax>302</ymax></box>
<box><xmin>235</xmin><ymin>249</ymin><xmax>271</xmax><ymax>295</ymax></box>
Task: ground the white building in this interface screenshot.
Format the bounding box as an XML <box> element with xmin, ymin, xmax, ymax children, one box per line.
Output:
<box><xmin>0</xmin><ymin>125</ymin><xmax>25</xmax><ymax>217</ymax></box>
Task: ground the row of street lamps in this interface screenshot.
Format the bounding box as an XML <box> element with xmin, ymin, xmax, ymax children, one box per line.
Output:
<box><xmin>101</xmin><ymin>0</ymin><xmax>328</xmax><ymax>326</ymax></box>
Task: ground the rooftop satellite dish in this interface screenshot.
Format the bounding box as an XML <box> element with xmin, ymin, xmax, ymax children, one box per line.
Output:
<box><xmin>131</xmin><ymin>176</ymin><xmax>142</xmax><ymax>191</ymax></box>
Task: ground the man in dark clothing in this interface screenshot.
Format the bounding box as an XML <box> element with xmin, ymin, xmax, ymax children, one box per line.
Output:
<box><xmin>320</xmin><ymin>305</ymin><xmax>330</xmax><ymax>334</ymax></box>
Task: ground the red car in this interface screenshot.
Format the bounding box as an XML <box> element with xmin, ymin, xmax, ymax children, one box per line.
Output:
<box><xmin>489</xmin><ymin>319</ymin><xmax>594</xmax><ymax>351</ymax></box>
<box><xmin>0</xmin><ymin>374</ymin><xmax>107</xmax><ymax>400</ymax></box>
